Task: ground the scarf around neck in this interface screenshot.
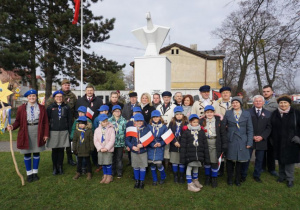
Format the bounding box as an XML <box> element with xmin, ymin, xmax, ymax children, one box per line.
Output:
<box><xmin>278</xmin><ymin>106</ymin><xmax>291</xmax><ymax>117</ymax></box>
<box><xmin>188</xmin><ymin>124</ymin><xmax>201</xmax><ymax>146</ymax></box>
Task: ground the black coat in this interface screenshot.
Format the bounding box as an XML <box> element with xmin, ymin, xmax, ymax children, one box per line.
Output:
<box><xmin>248</xmin><ymin>107</ymin><xmax>272</xmax><ymax>150</ymax></box>
<box><xmin>74</xmin><ymin>94</ymin><xmax>103</xmax><ymax>121</ymax></box>
<box><xmin>168</xmin><ymin>121</ymin><xmax>188</xmax><ymax>153</ymax></box>
<box><xmin>200</xmin><ymin>116</ymin><xmax>227</xmax><ymax>158</ymax></box>
<box><xmin>142</xmin><ymin>104</ymin><xmax>156</xmax><ymax>124</ymax></box>
<box><xmin>270</xmin><ymin>107</ymin><xmax>300</xmax><ymax>164</ymax></box>
<box><xmin>47</xmin><ymin>102</ymin><xmax>72</xmax><ymax>132</ymax></box>
<box><xmin>180</xmin><ymin>128</ymin><xmax>210</xmax><ymax>165</ymax></box>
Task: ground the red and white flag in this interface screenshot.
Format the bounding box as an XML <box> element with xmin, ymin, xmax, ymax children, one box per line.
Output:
<box><xmin>140</xmin><ymin>131</ymin><xmax>154</xmax><ymax>147</ymax></box>
<box><xmin>72</xmin><ymin>0</ymin><xmax>80</xmax><ymax>24</ymax></box>
<box><xmin>126</xmin><ymin>126</ymin><xmax>138</xmax><ymax>138</ymax></box>
<box><xmin>161</xmin><ymin>129</ymin><xmax>175</xmax><ymax>145</ymax></box>
<box><xmin>217</xmin><ymin>153</ymin><xmax>223</xmax><ymax>171</ymax></box>
<box><xmin>86</xmin><ymin>107</ymin><xmax>94</xmax><ymax>120</ymax></box>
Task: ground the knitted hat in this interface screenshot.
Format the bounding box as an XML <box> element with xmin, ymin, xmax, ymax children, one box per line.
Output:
<box><xmin>61</xmin><ymin>79</ymin><xmax>70</xmax><ymax>85</ymax></box>
<box><xmin>199</xmin><ymin>85</ymin><xmax>210</xmax><ymax>92</ymax></box>
<box><xmin>53</xmin><ymin>90</ymin><xmax>64</xmax><ymax>97</ymax></box>
<box><xmin>134</xmin><ymin>113</ymin><xmax>144</xmax><ymax>121</ymax></box>
<box><xmin>112</xmin><ymin>105</ymin><xmax>122</xmax><ymax>112</ymax></box>
<box><xmin>161</xmin><ymin>91</ymin><xmax>172</xmax><ymax>97</ymax></box>
<box><xmin>204</xmin><ymin>105</ymin><xmax>215</xmax><ymax>112</ymax></box>
<box><xmin>277</xmin><ymin>95</ymin><xmax>292</xmax><ymax>104</ymax></box>
<box><xmin>151</xmin><ymin>110</ymin><xmax>161</xmax><ymax>118</ymax></box>
<box><xmin>231</xmin><ymin>96</ymin><xmax>243</xmax><ymax>105</ymax></box>
<box><xmin>133</xmin><ymin>106</ymin><xmax>142</xmax><ymax>113</ymax></box>
<box><xmin>98</xmin><ymin>114</ymin><xmax>108</xmax><ymax>122</ymax></box>
<box><xmin>77</xmin><ymin>106</ymin><xmax>87</xmax><ymax>113</ymax></box>
<box><xmin>189</xmin><ymin>114</ymin><xmax>199</xmax><ymax>121</ymax></box>
<box><xmin>98</xmin><ymin>105</ymin><xmax>109</xmax><ymax>112</ymax></box>
<box><xmin>24</xmin><ymin>89</ymin><xmax>37</xmax><ymax>97</ymax></box>
<box><xmin>129</xmin><ymin>92</ymin><xmax>137</xmax><ymax>97</ymax></box>
<box><xmin>174</xmin><ymin>106</ymin><xmax>184</xmax><ymax>113</ymax></box>
<box><xmin>220</xmin><ymin>86</ymin><xmax>231</xmax><ymax>93</ymax></box>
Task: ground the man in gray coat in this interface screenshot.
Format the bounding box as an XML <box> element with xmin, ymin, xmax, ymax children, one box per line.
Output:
<box><xmin>262</xmin><ymin>85</ymin><xmax>279</xmax><ymax>177</ymax></box>
<box><xmin>122</xmin><ymin>92</ymin><xmax>140</xmax><ymax>121</ymax></box>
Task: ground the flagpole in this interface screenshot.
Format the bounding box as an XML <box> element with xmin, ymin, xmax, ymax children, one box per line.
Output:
<box><xmin>80</xmin><ymin>0</ymin><xmax>83</xmax><ymax>97</ymax></box>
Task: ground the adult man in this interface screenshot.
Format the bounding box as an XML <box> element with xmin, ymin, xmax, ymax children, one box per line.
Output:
<box><xmin>74</xmin><ymin>85</ymin><xmax>103</xmax><ymax>121</ymax></box>
<box><xmin>191</xmin><ymin>85</ymin><xmax>217</xmax><ymax>117</ymax></box>
<box><xmin>262</xmin><ymin>85</ymin><xmax>279</xmax><ymax>176</ymax></box>
<box><xmin>174</xmin><ymin>92</ymin><xmax>183</xmax><ymax>106</ymax></box>
<box><xmin>122</xmin><ymin>92</ymin><xmax>140</xmax><ymax>121</ymax></box>
<box><xmin>106</xmin><ymin>91</ymin><xmax>124</xmax><ymax>117</ymax></box>
<box><xmin>215</xmin><ymin>87</ymin><xmax>232</xmax><ymax>116</ymax></box>
<box><xmin>241</xmin><ymin>95</ymin><xmax>272</xmax><ymax>183</ymax></box>
<box><xmin>46</xmin><ymin>79</ymin><xmax>77</xmax><ymax>166</ymax></box>
<box><xmin>157</xmin><ymin>91</ymin><xmax>176</xmax><ymax>168</ymax></box>
<box><xmin>152</xmin><ymin>93</ymin><xmax>161</xmax><ymax>109</ymax></box>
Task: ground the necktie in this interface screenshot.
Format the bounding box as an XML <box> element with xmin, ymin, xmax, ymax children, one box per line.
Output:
<box><xmin>208</xmin><ymin>121</ymin><xmax>212</xmax><ymax>138</ymax></box>
<box><xmin>31</xmin><ymin>106</ymin><xmax>34</xmax><ymax>122</ymax></box>
<box><xmin>131</xmin><ymin>104</ymin><xmax>134</xmax><ymax>110</ymax></box>
<box><xmin>257</xmin><ymin>109</ymin><xmax>260</xmax><ymax>117</ymax></box>
<box><xmin>58</xmin><ymin>105</ymin><xmax>62</xmax><ymax>120</ymax></box>
<box><xmin>226</xmin><ymin>102</ymin><xmax>229</xmax><ymax>109</ymax></box>
<box><xmin>235</xmin><ymin>112</ymin><xmax>240</xmax><ymax>130</ymax></box>
<box><xmin>101</xmin><ymin>128</ymin><xmax>106</xmax><ymax>143</ymax></box>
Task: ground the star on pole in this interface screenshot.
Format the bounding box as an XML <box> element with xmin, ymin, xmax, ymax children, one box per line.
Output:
<box><xmin>0</xmin><ymin>81</ymin><xmax>13</xmax><ymax>103</ymax></box>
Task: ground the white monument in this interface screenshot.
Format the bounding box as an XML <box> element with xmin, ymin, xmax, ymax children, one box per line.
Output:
<box><xmin>132</xmin><ymin>12</ymin><xmax>171</xmax><ymax>98</ymax></box>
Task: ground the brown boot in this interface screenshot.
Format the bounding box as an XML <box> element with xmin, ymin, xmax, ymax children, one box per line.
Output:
<box><xmin>100</xmin><ymin>175</ymin><xmax>107</xmax><ymax>184</ymax></box>
<box><xmin>188</xmin><ymin>183</ymin><xmax>200</xmax><ymax>192</ymax></box>
<box><xmin>87</xmin><ymin>173</ymin><xmax>92</xmax><ymax>180</ymax></box>
<box><xmin>73</xmin><ymin>172</ymin><xmax>81</xmax><ymax>180</ymax></box>
<box><xmin>104</xmin><ymin>175</ymin><xmax>112</xmax><ymax>184</ymax></box>
<box><xmin>192</xmin><ymin>179</ymin><xmax>203</xmax><ymax>189</ymax></box>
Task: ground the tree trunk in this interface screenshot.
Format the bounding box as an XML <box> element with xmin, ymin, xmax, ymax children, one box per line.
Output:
<box><xmin>235</xmin><ymin>56</ymin><xmax>248</xmax><ymax>95</ymax></box>
<box><xmin>253</xmin><ymin>46</ymin><xmax>263</xmax><ymax>94</ymax></box>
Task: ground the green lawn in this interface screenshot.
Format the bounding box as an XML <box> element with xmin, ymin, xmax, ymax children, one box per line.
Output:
<box><xmin>0</xmin><ymin>129</ymin><xmax>18</xmax><ymax>141</ymax></box>
<box><xmin>0</xmin><ymin>151</ymin><xmax>299</xmax><ymax>209</ymax></box>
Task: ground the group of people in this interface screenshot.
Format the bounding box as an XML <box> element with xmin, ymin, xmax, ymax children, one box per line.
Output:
<box><xmin>7</xmin><ymin>79</ymin><xmax>300</xmax><ymax>192</ymax></box>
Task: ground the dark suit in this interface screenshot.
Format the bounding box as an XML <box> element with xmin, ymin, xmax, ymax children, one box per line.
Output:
<box><xmin>122</xmin><ymin>102</ymin><xmax>140</xmax><ymax>121</ymax></box>
<box><xmin>241</xmin><ymin>107</ymin><xmax>272</xmax><ymax>179</ymax></box>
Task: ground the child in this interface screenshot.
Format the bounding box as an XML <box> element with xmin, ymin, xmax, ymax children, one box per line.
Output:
<box><xmin>168</xmin><ymin>106</ymin><xmax>188</xmax><ymax>183</ymax></box>
<box><xmin>147</xmin><ymin>110</ymin><xmax>168</xmax><ymax>185</ymax></box>
<box><xmin>200</xmin><ymin>105</ymin><xmax>227</xmax><ymax>188</ymax></box>
<box><xmin>180</xmin><ymin>114</ymin><xmax>210</xmax><ymax>192</ymax></box>
<box><xmin>72</xmin><ymin>116</ymin><xmax>94</xmax><ymax>180</ymax></box>
<box><xmin>109</xmin><ymin>105</ymin><xmax>127</xmax><ymax>178</ymax></box>
<box><xmin>93</xmin><ymin>105</ymin><xmax>109</xmax><ymax>129</ymax></box>
<box><xmin>125</xmin><ymin>113</ymin><xmax>150</xmax><ymax>189</ymax></box>
<box><xmin>94</xmin><ymin>114</ymin><xmax>115</xmax><ymax>184</ymax></box>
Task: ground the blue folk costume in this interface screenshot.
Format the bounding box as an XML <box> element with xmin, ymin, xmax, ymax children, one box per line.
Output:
<box><xmin>147</xmin><ymin>111</ymin><xmax>168</xmax><ymax>185</ymax></box>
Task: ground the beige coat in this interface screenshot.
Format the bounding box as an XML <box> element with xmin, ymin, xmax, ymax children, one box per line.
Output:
<box><xmin>191</xmin><ymin>99</ymin><xmax>218</xmax><ymax>117</ymax></box>
<box><xmin>214</xmin><ymin>98</ymin><xmax>232</xmax><ymax>116</ymax></box>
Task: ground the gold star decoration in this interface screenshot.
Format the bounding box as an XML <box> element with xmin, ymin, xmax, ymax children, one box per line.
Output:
<box><xmin>0</xmin><ymin>81</ymin><xmax>13</xmax><ymax>103</ymax></box>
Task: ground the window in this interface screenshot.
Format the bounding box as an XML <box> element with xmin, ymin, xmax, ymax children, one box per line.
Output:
<box><xmin>176</xmin><ymin>49</ymin><xmax>179</xmax><ymax>54</ymax></box>
<box><xmin>171</xmin><ymin>49</ymin><xmax>174</xmax><ymax>54</ymax></box>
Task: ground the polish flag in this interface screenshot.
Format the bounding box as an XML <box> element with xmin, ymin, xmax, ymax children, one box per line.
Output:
<box><xmin>140</xmin><ymin>131</ymin><xmax>154</xmax><ymax>147</ymax></box>
<box><xmin>161</xmin><ymin>129</ymin><xmax>175</xmax><ymax>145</ymax></box>
<box><xmin>217</xmin><ymin>153</ymin><xmax>223</xmax><ymax>171</ymax></box>
<box><xmin>86</xmin><ymin>107</ymin><xmax>94</xmax><ymax>120</ymax></box>
<box><xmin>126</xmin><ymin>126</ymin><xmax>138</xmax><ymax>138</ymax></box>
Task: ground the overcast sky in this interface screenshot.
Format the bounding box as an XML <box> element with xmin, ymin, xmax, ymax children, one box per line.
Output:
<box><xmin>90</xmin><ymin>0</ymin><xmax>239</xmax><ymax>74</ymax></box>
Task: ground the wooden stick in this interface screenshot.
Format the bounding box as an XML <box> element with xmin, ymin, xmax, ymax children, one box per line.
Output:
<box><xmin>0</xmin><ymin>101</ymin><xmax>25</xmax><ymax>186</ymax></box>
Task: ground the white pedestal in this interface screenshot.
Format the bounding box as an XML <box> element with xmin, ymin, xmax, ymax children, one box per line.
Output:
<box><xmin>134</xmin><ymin>56</ymin><xmax>171</xmax><ymax>99</ymax></box>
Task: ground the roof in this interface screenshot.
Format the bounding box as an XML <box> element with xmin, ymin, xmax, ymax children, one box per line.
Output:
<box><xmin>159</xmin><ymin>43</ymin><xmax>225</xmax><ymax>60</ymax></box>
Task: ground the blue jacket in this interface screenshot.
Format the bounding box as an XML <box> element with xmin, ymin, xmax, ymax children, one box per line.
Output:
<box><xmin>223</xmin><ymin>109</ymin><xmax>253</xmax><ymax>161</ymax></box>
<box><xmin>147</xmin><ymin>123</ymin><xmax>168</xmax><ymax>161</ymax></box>
<box><xmin>125</xmin><ymin>125</ymin><xmax>150</xmax><ymax>154</ymax></box>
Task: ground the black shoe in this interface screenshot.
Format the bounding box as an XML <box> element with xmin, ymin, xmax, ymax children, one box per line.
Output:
<box><xmin>277</xmin><ymin>178</ymin><xmax>286</xmax><ymax>183</ymax></box>
<box><xmin>27</xmin><ymin>174</ymin><xmax>33</xmax><ymax>183</ymax></box>
<box><xmin>139</xmin><ymin>181</ymin><xmax>145</xmax><ymax>189</ymax></box>
<box><xmin>287</xmin><ymin>181</ymin><xmax>294</xmax><ymax>188</ymax></box>
<box><xmin>211</xmin><ymin>177</ymin><xmax>218</xmax><ymax>188</ymax></box>
<box><xmin>57</xmin><ymin>165</ymin><xmax>64</xmax><ymax>175</ymax></box>
<box><xmin>159</xmin><ymin>179</ymin><xmax>165</xmax><ymax>185</ymax></box>
<box><xmin>82</xmin><ymin>168</ymin><xmax>87</xmax><ymax>175</ymax></box>
<box><xmin>179</xmin><ymin>173</ymin><xmax>185</xmax><ymax>184</ymax></box>
<box><xmin>152</xmin><ymin>181</ymin><xmax>158</xmax><ymax>186</ymax></box>
<box><xmin>32</xmin><ymin>174</ymin><xmax>40</xmax><ymax>182</ymax></box>
<box><xmin>269</xmin><ymin>170</ymin><xmax>279</xmax><ymax>177</ymax></box>
<box><xmin>240</xmin><ymin>177</ymin><xmax>246</xmax><ymax>183</ymax></box>
<box><xmin>134</xmin><ymin>180</ymin><xmax>140</xmax><ymax>188</ymax></box>
<box><xmin>253</xmin><ymin>177</ymin><xmax>262</xmax><ymax>183</ymax></box>
<box><xmin>235</xmin><ymin>180</ymin><xmax>241</xmax><ymax>187</ymax></box>
<box><xmin>173</xmin><ymin>173</ymin><xmax>178</xmax><ymax>183</ymax></box>
<box><xmin>205</xmin><ymin>176</ymin><xmax>211</xmax><ymax>186</ymax></box>
<box><xmin>117</xmin><ymin>174</ymin><xmax>122</xmax><ymax>178</ymax></box>
<box><xmin>52</xmin><ymin>165</ymin><xmax>58</xmax><ymax>175</ymax></box>
<box><xmin>227</xmin><ymin>177</ymin><xmax>233</xmax><ymax>186</ymax></box>
<box><xmin>68</xmin><ymin>157</ymin><xmax>76</xmax><ymax>166</ymax></box>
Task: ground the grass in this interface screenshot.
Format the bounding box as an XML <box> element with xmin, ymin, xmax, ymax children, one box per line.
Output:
<box><xmin>0</xmin><ymin>151</ymin><xmax>299</xmax><ymax>209</ymax></box>
<box><xmin>0</xmin><ymin>129</ymin><xmax>18</xmax><ymax>141</ymax></box>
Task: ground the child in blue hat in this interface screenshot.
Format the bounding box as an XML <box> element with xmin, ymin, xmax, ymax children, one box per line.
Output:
<box><xmin>147</xmin><ymin>110</ymin><xmax>168</xmax><ymax>185</ymax></box>
<box><xmin>72</xmin><ymin>116</ymin><xmax>94</xmax><ymax>180</ymax></box>
<box><xmin>93</xmin><ymin>105</ymin><xmax>109</xmax><ymax>129</ymax></box>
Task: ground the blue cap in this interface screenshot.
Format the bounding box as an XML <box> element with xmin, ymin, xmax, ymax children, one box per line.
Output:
<box><xmin>134</xmin><ymin>113</ymin><xmax>144</xmax><ymax>121</ymax></box>
<box><xmin>77</xmin><ymin>106</ymin><xmax>87</xmax><ymax>113</ymax></box>
<box><xmin>151</xmin><ymin>110</ymin><xmax>161</xmax><ymax>118</ymax></box>
<box><xmin>204</xmin><ymin>105</ymin><xmax>215</xmax><ymax>112</ymax></box>
<box><xmin>77</xmin><ymin>116</ymin><xmax>87</xmax><ymax>122</ymax></box>
<box><xmin>24</xmin><ymin>89</ymin><xmax>37</xmax><ymax>97</ymax></box>
<box><xmin>189</xmin><ymin>114</ymin><xmax>200</xmax><ymax>121</ymax></box>
<box><xmin>112</xmin><ymin>105</ymin><xmax>122</xmax><ymax>112</ymax></box>
<box><xmin>220</xmin><ymin>86</ymin><xmax>231</xmax><ymax>93</ymax></box>
<box><xmin>174</xmin><ymin>106</ymin><xmax>184</xmax><ymax>113</ymax></box>
<box><xmin>199</xmin><ymin>85</ymin><xmax>210</xmax><ymax>92</ymax></box>
<box><xmin>98</xmin><ymin>105</ymin><xmax>109</xmax><ymax>112</ymax></box>
<box><xmin>161</xmin><ymin>91</ymin><xmax>172</xmax><ymax>97</ymax></box>
<box><xmin>133</xmin><ymin>106</ymin><xmax>142</xmax><ymax>113</ymax></box>
<box><xmin>98</xmin><ymin>114</ymin><xmax>108</xmax><ymax>122</ymax></box>
<box><xmin>53</xmin><ymin>90</ymin><xmax>64</xmax><ymax>97</ymax></box>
